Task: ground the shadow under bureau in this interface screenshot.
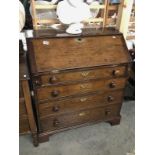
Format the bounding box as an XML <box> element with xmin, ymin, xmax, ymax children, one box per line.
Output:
<box><xmin>27</xmin><ymin>29</ymin><xmax>132</xmax><ymax>144</ymax></box>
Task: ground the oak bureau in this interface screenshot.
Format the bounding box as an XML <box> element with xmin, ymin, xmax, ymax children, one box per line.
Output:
<box><xmin>27</xmin><ymin>28</ymin><xmax>131</xmax><ymax>144</ymax></box>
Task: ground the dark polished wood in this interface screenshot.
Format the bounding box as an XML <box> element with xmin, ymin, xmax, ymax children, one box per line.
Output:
<box><xmin>40</xmin><ymin>104</ymin><xmax>121</xmax><ymax>132</ymax></box>
<box><xmin>35</xmin><ymin>78</ymin><xmax>126</xmax><ymax>102</ymax></box>
<box><xmin>28</xmin><ymin>35</ymin><xmax>131</xmax><ymax>74</ymax></box>
<box><xmin>32</xmin><ymin>65</ymin><xmax>126</xmax><ymax>87</ymax></box>
<box><xmin>38</xmin><ymin>90</ymin><xmax>124</xmax><ymax>118</ymax></box>
<box><xmin>27</xmin><ymin>29</ymin><xmax>131</xmax><ymax>144</ymax></box>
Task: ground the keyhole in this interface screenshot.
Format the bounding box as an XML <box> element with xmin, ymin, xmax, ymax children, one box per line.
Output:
<box><xmin>78</xmin><ymin>38</ymin><xmax>82</xmax><ymax>41</ymax></box>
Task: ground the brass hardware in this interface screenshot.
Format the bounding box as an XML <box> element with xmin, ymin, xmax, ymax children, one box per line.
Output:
<box><xmin>79</xmin><ymin>112</ymin><xmax>86</xmax><ymax>116</ymax></box>
<box><xmin>51</xmin><ymin>90</ymin><xmax>60</xmax><ymax>97</ymax></box>
<box><xmin>53</xmin><ymin>119</ymin><xmax>60</xmax><ymax>127</ymax></box>
<box><xmin>34</xmin><ymin>79</ymin><xmax>41</xmax><ymax>86</ymax></box>
<box><xmin>108</xmin><ymin>96</ymin><xmax>114</xmax><ymax>102</ymax></box>
<box><xmin>52</xmin><ymin>105</ymin><xmax>60</xmax><ymax>112</ymax></box>
<box><xmin>81</xmin><ymin>71</ymin><xmax>90</xmax><ymax>77</ymax></box>
<box><xmin>112</xmin><ymin>70</ymin><xmax>120</xmax><ymax>76</ymax></box>
<box><xmin>80</xmin><ymin>84</ymin><xmax>89</xmax><ymax>89</ymax></box>
<box><xmin>105</xmin><ymin>110</ymin><xmax>111</xmax><ymax>116</ymax></box>
<box><xmin>49</xmin><ymin>76</ymin><xmax>57</xmax><ymax>83</ymax></box>
<box><xmin>75</xmin><ymin>38</ymin><xmax>84</xmax><ymax>43</ymax></box>
<box><xmin>109</xmin><ymin>82</ymin><xmax>116</xmax><ymax>88</ymax></box>
<box><xmin>80</xmin><ymin>98</ymin><xmax>87</xmax><ymax>102</ymax></box>
<box><xmin>51</xmin><ymin>69</ymin><xmax>59</xmax><ymax>73</ymax></box>
<box><xmin>43</xmin><ymin>40</ymin><xmax>49</xmax><ymax>45</ymax></box>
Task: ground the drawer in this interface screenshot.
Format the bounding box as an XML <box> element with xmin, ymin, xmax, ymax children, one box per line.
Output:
<box><xmin>38</xmin><ymin>90</ymin><xmax>124</xmax><ymax>118</ymax></box>
<box><xmin>40</xmin><ymin>104</ymin><xmax>121</xmax><ymax>132</ymax></box>
<box><xmin>36</xmin><ymin>78</ymin><xmax>126</xmax><ymax>101</ymax></box>
<box><xmin>19</xmin><ymin>98</ymin><xmax>27</xmax><ymax>116</ymax></box>
<box><xmin>19</xmin><ymin>118</ymin><xmax>30</xmax><ymax>134</ymax></box>
<box><xmin>33</xmin><ymin>66</ymin><xmax>126</xmax><ymax>87</ymax></box>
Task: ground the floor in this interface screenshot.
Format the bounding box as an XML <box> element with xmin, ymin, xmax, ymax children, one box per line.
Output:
<box><xmin>19</xmin><ymin>101</ymin><xmax>135</xmax><ymax>155</ymax></box>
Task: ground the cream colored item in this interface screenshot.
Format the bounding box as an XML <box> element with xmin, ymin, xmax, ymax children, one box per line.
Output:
<box><xmin>57</xmin><ymin>0</ymin><xmax>91</xmax><ymax>34</ymax></box>
<box><xmin>66</xmin><ymin>23</ymin><xmax>84</xmax><ymax>34</ymax></box>
<box><xmin>29</xmin><ymin>0</ymin><xmax>58</xmax><ymax>21</ymax></box>
<box><xmin>19</xmin><ymin>1</ymin><xmax>25</xmax><ymax>32</ymax></box>
<box><xmin>89</xmin><ymin>1</ymin><xmax>100</xmax><ymax>18</ymax></box>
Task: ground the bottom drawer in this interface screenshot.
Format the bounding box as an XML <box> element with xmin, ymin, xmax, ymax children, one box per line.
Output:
<box><xmin>40</xmin><ymin>104</ymin><xmax>121</xmax><ymax>132</ymax></box>
<box><xmin>19</xmin><ymin>118</ymin><xmax>30</xmax><ymax>134</ymax></box>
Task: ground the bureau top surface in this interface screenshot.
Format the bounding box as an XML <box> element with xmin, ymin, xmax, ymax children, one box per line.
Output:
<box><xmin>27</xmin><ymin>28</ymin><xmax>131</xmax><ymax>74</ymax></box>
<box><xmin>29</xmin><ymin>28</ymin><xmax>121</xmax><ymax>39</ymax></box>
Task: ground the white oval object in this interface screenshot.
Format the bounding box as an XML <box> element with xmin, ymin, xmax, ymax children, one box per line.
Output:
<box><xmin>57</xmin><ymin>0</ymin><xmax>91</xmax><ymax>24</ymax></box>
<box><xmin>19</xmin><ymin>1</ymin><xmax>25</xmax><ymax>32</ymax></box>
<box><xmin>66</xmin><ymin>23</ymin><xmax>83</xmax><ymax>34</ymax></box>
<box><xmin>90</xmin><ymin>1</ymin><xmax>100</xmax><ymax>18</ymax></box>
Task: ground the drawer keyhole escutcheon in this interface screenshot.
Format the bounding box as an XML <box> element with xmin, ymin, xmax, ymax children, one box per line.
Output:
<box><xmin>80</xmin><ymin>98</ymin><xmax>87</xmax><ymax>102</ymax></box>
<box><xmin>75</xmin><ymin>38</ymin><xmax>84</xmax><ymax>43</ymax></box>
<box><xmin>79</xmin><ymin>112</ymin><xmax>86</xmax><ymax>116</ymax></box>
<box><xmin>43</xmin><ymin>40</ymin><xmax>49</xmax><ymax>45</ymax></box>
<box><xmin>81</xmin><ymin>71</ymin><xmax>90</xmax><ymax>77</ymax></box>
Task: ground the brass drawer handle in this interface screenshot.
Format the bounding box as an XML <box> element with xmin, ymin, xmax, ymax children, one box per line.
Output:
<box><xmin>81</xmin><ymin>71</ymin><xmax>90</xmax><ymax>77</ymax></box>
<box><xmin>109</xmin><ymin>82</ymin><xmax>116</xmax><ymax>88</ymax></box>
<box><xmin>51</xmin><ymin>90</ymin><xmax>60</xmax><ymax>97</ymax></box>
<box><xmin>52</xmin><ymin>105</ymin><xmax>60</xmax><ymax>112</ymax></box>
<box><xmin>112</xmin><ymin>70</ymin><xmax>120</xmax><ymax>76</ymax></box>
<box><xmin>79</xmin><ymin>112</ymin><xmax>86</xmax><ymax>116</ymax></box>
<box><xmin>108</xmin><ymin>96</ymin><xmax>114</xmax><ymax>102</ymax></box>
<box><xmin>80</xmin><ymin>98</ymin><xmax>87</xmax><ymax>102</ymax></box>
<box><xmin>49</xmin><ymin>76</ymin><xmax>58</xmax><ymax>84</ymax></box>
<box><xmin>34</xmin><ymin>79</ymin><xmax>41</xmax><ymax>86</ymax></box>
<box><xmin>53</xmin><ymin>119</ymin><xmax>60</xmax><ymax>127</ymax></box>
<box><xmin>105</xmin><ymin>110</ymin><xmax>111</xmax><ymax>116</ymax></box>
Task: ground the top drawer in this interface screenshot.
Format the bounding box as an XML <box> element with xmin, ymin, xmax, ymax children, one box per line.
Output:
<box><xmin>28</xmin><ymin>35</ymin><xmax>131</xmax><ymax>74</ymax></box>
<box><xmin>33</xmin><ymin>65</ymin><xmax>126</xmax><ymax>87</ymax></box>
